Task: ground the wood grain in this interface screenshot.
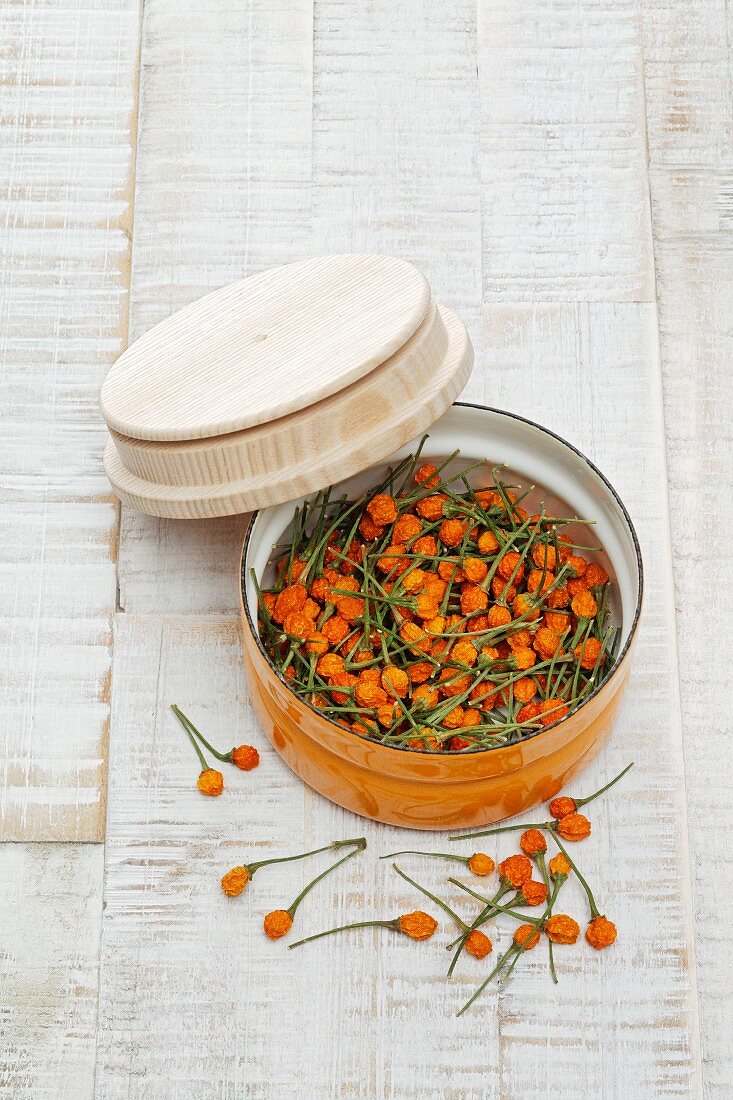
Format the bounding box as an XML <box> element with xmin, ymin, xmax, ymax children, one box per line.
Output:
<box><xmin>640</xmin><ymin>1</ymin><xmax>733</xmax><ymax>1092</ymax></box>
<box><xmin>477</xmin><ymin>0</ymin><xmax>655</xmax><ymax>303</ymax></box>
<box><xmin>101</xmin><ymin>254</ymin><xmax>432</xmax><ymax>441</ymax></box>
<box><xmin>312</xmin><ymin>0</ymin><xmax>479</xmax><ymax>184</ymax></box>
<box><xmin>96</xmin><ymin>615</ymin><xmax>510</xmax><ymax>1098</ymax></box>
<box><xmin>95</xmin><ymin>3</ymin><xmax>701</xmax><ymax>1099</ymax></box>
<box><xmin>0</xmin><ymin>0</ymin><xmax>140</xmax><ymax>840</ymax></box>
<box><xmin>1</xmin><ymin>0</ymin><xmax>725</xmax><ymax>1094</ymax></box>
<box><xmin>473</xmin><ymin>2</ymin><xmax>700</xmax><ymax>1091</ymax></box>
<box><xmin>0</xmin><ymin>504</ymin><xmax>116</xmax><ymax>840</ymax></box>
<box><xmin>118</xmin><ymin>511</ymin><xmax>245</xmax><ymax>617</ymax></box>
<box><xmin>0</xmin><ymin>842</ymin><xmax>104</xmax><ymax>1099</ymax></box>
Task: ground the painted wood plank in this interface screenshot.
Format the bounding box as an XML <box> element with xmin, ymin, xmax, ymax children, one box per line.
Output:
<box><xmin>118</xmin><ymin>0</ymin><xmax>484</xmax><ymax>615</ymax></box>
<box><xmin>477</xmin><ymin>0</ymin><xmax>655</xmax><ymax>302</ymax></box>
<box><xmin>479</xmin><ymin>302</ymin><xmax>701</xmax><ymax>1097</ymax></box>
<box><xmin>640</xmin><ymin>2</ymin><xmax>733</xmax><ymax>1093</ymax></box>
<box><xmin>309</xmin><ymin>0</ymin><xmax>485</xmax><ymax>460</ymax></box>
<box><xmin>96</xmin><ymin>616</ymin><xmax>311</xmax><ymax>1096</ymax></box>
<box><xmin>312</xmin><ymin>0</ymin><xmax>479</xmax><ymax>184</ymax></box>
<box><xmin>650</xmin><ymin>167</ymin><xmax>733</xmax><ymax>1097</ymax></box>
<box><xmin>0</xmin><ymin>503</ymin><xmax>116</xmax><ymax>841</ymax></box>
<box><xmin>99</xmin><ymin>450</ymin><xmax>701</xmax><ymax>1100</ymax></box>
<box><xmin>0</xmin><ymin>0</ymin><xmax>138</xmax><ymax>502</ymax></box>
<box><xmin>118</xmin><ymin>512</ymin><xmax>245</xmax><ymax>616</ymax></box>
<box><xmin>311</xmin><ymin>182</ymin><xmax>483</xmax><ymax>314</ymax></box>
<box><xmin>476</xmin><ymin>12</ymin><xmax>699</xmax><ymax>1092</ymax></box>
<box><xmin>100</xmin><ymin>5</ymin><xmax>502</xmax><ymax>1095</ymax></box>
<box><xmin>100</xmin><ymin>2</ymin><xmax>701</xmax><ymax>1096</ymax></box>
<box><xmin>0</xmin><ymin>842</ymin><xmax>104</xmax><ymax>1099</ymax></box>
<box><xmin>311</xmin><ymin>0</ymin><xmax>482</xmax><ymax>318</ymax></box>
<box><xmin>0</xmin><ymin>0</ymin><xmax>140</xmax><ymax>839</ymax></box>
<box><xmin>117</xmin><ymin>0</ymin><xmax>314</xmax><ymax>616</ymax></box>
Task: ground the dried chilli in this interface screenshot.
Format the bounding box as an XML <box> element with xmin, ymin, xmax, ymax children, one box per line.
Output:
<box><xmin>172</xmin><ymin>704</ymin><xmax>260</xmax><ymax>793</ymax></box>
<box><xmin>254</xmin><ymin>442</ymin><xmax>620</xmax><ymax>753</ymax></box>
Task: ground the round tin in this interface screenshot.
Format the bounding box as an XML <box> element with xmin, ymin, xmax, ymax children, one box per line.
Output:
<box><xmin>239</xmin><ymin>403</ymin><xmax>642</xmax><ymax>830</ymax></box>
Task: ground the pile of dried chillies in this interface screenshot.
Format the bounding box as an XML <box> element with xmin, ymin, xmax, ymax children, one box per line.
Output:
<box><xmin>171</xmin><ymin>707</ymin><xmax>630</xmax><ymax>1014</ymax></box>
<box><xmin>254</xmin><ymin>440</ymin><xmax>618</xmax><ymax>751</ymax></box>
<box><xmin>210</xmin><ymin>757</ymin><xmax>631</xmax><ymax>1016</ymax></box>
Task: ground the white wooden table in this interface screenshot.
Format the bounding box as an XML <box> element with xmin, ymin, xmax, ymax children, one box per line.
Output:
<box><xmin>1</xmin><ymin>2</ymin><xmax>730</xmax><ymax>1097</ymax></box>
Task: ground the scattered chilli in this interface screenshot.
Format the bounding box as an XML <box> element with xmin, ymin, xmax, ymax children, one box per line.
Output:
<box><xmin>262</xmin><ymin>838</ymin><xmax>367</xmax><ymax>940</ymax></box>
<box><xmin>172</xmin><ymin>704</ymin><xmax>225</xmax><ymax>797</ymax></box>
<box><xmin>380</xmin><ymin>849</ymin><xmax>495</xmax><ymax>877</ymax></box>
<box><xmin>288</xmin><ymin>911</ymin><xmax>439</xmax><ymax>949</ymax></box>
<box><xmin>391</xmin><ymin>863</ymin><xmax>492</xmax><ymax>960</ymax></box>
<box><xmin>200</xmin><ymin>705</ymin><xmax>630</xmax><ymax>1016</ymax></box>
<box><xmin>255</xmin><ymin>441</ymin><xmax>620</xmax><ymax>752</ymax></box>
<box><xmin>171</xmin><ymin>704</ymin><xmax>260</xmax><ymax>785</ymax></box>
<box><xmin>444</xmin><ymin>762</ymin><xmax>631</xmax><ymax>1012</ymax></box>
<box><xmin>220</xmin><ymin>837</ymin><xmax>364</xmax><ymax>898</ymax></box>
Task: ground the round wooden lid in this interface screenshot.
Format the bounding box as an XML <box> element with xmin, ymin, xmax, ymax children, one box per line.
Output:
<box><xmin>103</xmin><ymin>303</ymin><xmax>473</xmax><ymax>519</ymax></box>
<box><xmin>100</xmin><ymin>254</ymin><xmax>431</xmax><ymax>442</ymax></box>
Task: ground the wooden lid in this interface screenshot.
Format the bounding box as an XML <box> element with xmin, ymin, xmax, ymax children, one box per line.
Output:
<box><xmin>100</xmin><ymin>256</ymin><xmax>473</xmax><ymax>518</ymax></box>
<box><xmin>100</xmin><ymin>254</ymin><xmax>431</xmax><ymax>442</ymax></box>
<box><xmin>103</xmin><ymin>305</ymin><xmax>472</xmax><ymax>519</ymax></box>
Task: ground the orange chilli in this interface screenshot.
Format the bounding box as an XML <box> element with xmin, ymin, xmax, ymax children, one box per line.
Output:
<box><xmin>545</xmin><ymin>914</ymin><xmax>580</xmax><ymax>944</ymax></box>
<box><xmin>288</xmin><ymin>910</ymin><xmax>438</xmax><ymax>949</ymax></box>
<box><xmin>262</xmin><ymin>838</ymin><xmax>366</xmax><ymax>939</ymax></box>
<box><xmin>556</xmin><ymin>812</ymin><xmax>591</xmax><ymax>842</ymax></box>
<box><xmin>585</xmin><ymin>915</ymin><xmax>617</xmax><ymax>950</ymax></box>
<box><xmin>258</xmin><ymin>454</ymin><xmax>618</xmax><ymax>758</ymax></box>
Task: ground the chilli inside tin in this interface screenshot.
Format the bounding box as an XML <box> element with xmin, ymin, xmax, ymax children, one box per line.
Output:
<box><xmin>254</xmin><ymin>439</ymin><xmax>619</xmax><ymax>753</ymax></box>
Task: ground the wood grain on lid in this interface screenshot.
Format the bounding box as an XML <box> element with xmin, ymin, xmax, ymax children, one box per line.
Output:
<box><xmin>103</xmin><ymin>304</ymin><xmax>472</xmax><ymax>518</ymax></box>
<box><xmin>100</xmin><ymin>254</ymin><xmax>431</xmax><ymax>442</ymax></box>
<box><xmin>108</xmin><ymin>297</ymin><xmax>447</xmax><ymax>484</ymax></box>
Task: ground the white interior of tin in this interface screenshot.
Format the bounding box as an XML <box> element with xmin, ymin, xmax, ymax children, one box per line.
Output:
<box><xmin>244</xmin><ymin>404</ymin><xmax>641</xmax><ymax>651</ymax></box>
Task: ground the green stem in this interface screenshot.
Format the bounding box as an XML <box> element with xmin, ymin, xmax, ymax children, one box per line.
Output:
<box><xmin>550</xmin><ymin>834</ymin><xmax>601</xmax><ymax>919</ymax></box>
<box><xmin>248</xmin><ymin>837</ymin><xmax>364</xmax><ymax>876</ymax></box>
<box><xmin>449</xmin><ymin>881</ymin><xmax>536</xmax><ymax>925</ymax></box>
<box><xmin>379</xmin><ymin>850</ymin><xmax>471</xmax><ymax>866</ymax></box>
<box><xmin>576</xmin><ymin>761</ymin><xmax>634</xmax><ymax>809</ymax></box>
<box><xmin>501</xmin><ymin>946</ymin><xmax>525</xmax><ymax>984</ymax></box>
<box><xmin>447</xmin><ymin>879</ymin><xmax>495</xmax><ymax>907</ymax></box>
<box><xmin>457</xmin><ymin>948</ymin><xmax>517</xmax><ymax>1016</ymax></box>
<box><xmin>536</xmin><ymin>852</ymin><xmax>558</xmax><ymax>985</ymax></box>
<box><xmin>392</xmin><ymin>863</ymin><xmax>467</xmax><ymax>931</ymax></box>
<box><xmin>171</xmin><ymin>705</ymin><xmax>230</xmax><ymax>762</ymax></box>
<box><xmin>547</xmin><ymin>932</ymin><xmax>558</xmax><ymax>984</ymax></box>
<box><xmin>447</xmin><ymin>765</ymin><xmax>632</xmax><ymax>843</ymax></box>
<box><xmin>173</xmin><ymin>707</ymin><xmax>210</xmax><ymax>772</ymax></box>
<box><xmin>394</xmin><ymin>433</ymin><xmax>428</xmax><ymax>496</ymax></box>
<box><xmin>446</xmin><ymin>881</ymin><xmax>512</xmax><ymax>977</ymax></box>
<box><xmin>286</xmin><ymin>840</ymin><xmax>366</xmax><ymax>917</ymax></box>
<box><xmin>459</xmin><ymin>886</ymin><xmax>558</xmax><ymax>1015</ymax></box>
<box><xmin>288</xmin><ymin>918</ymin><xmax>398</xmax><ymax>949</ymax></box>
<box><xmin>448</xmin><ymin>821</ymin><xmax>554</xmax><ymax>842</ymax></box>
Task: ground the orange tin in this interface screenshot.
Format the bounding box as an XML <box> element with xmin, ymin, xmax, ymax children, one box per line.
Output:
<box><xmin>240</xmin><ymin>403</ymin><xmax>642</xmax><ymax>830</ymax></box>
